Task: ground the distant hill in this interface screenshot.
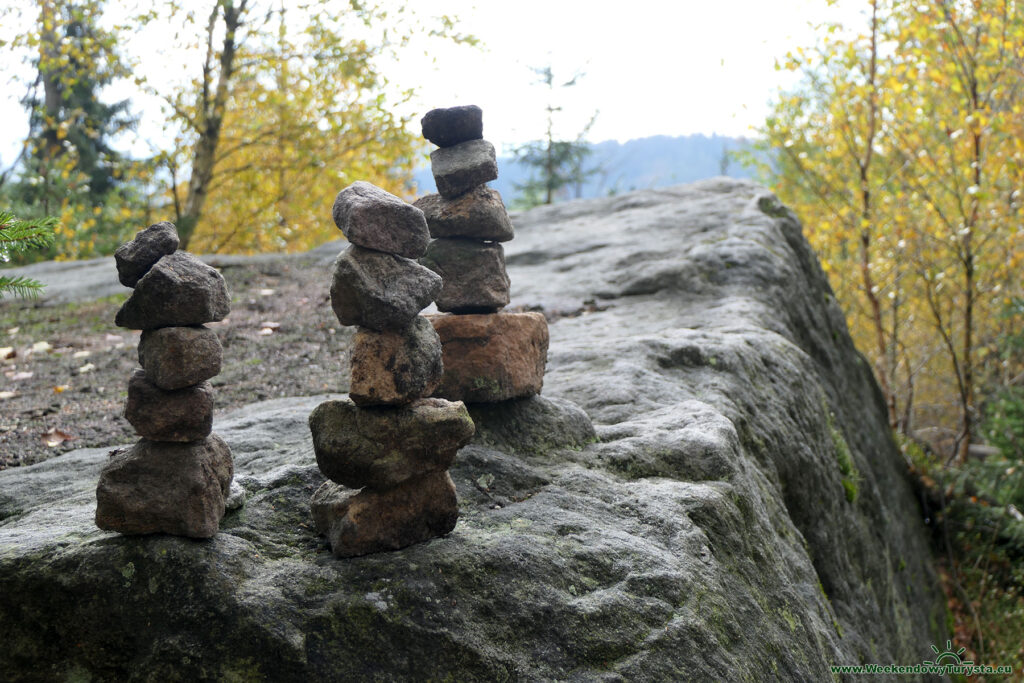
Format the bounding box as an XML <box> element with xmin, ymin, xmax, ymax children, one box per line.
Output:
<box><xmin>412</xmin><ymin>134</ymin><xmax>761</xmax><ymax>206</ymax></box>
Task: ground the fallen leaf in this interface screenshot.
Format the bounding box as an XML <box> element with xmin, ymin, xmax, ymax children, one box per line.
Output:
<box><xmin>260</xmin><ymin>321</ymin><xmax>281</xmax><ymax>329</ymax></box>
<box><xmin>258</xmin><ymin>328</ymin><xmax>274</xmax><ymax>336</ymax></box>
<box><xmin>0</xmin><ymin>391</ymin><xmax>15</xmax><ymax>400</ymax></box>
<box><xmin>78</xmin><ymin>363</ymin><xmax>96</xmax><ymax>374</ymax></box>
<box><xmin>31</xmin><ymin>341</ymin><xmax>52</xmax><ymax>353</ymax></box>
<box><xmin>40</xmin><ymin>427</ymin><xmax>75</xmax><ymax>448</ymax></box>
<box><xmin>53</xmin><ymin>385</ymin><xmax>70</xmax><ymax>393</ymax></box>
<box><xmin>258</xmin><ymin>288</ymin><xmax>275</xmax><ymax>296</ymax></box>
<box><xmin>72</xmin><ymin>350</ymin><xmax>91</xmax><ymax>359</ymax></box>
<box><xmin>0</xmin><ymin>347</ymin><xmax>14</xmax><ymax>359</ymax></box>
<box><xmin>7</xmin><ymin>327</ymin><xmax>18</xmax><ymax>335</ymax></box>
<box><xmin>11</xmin><ymin>371</ymin><xmax>33</xmax><ymax>381</ymax></box>
<box><xmin>104</xmin><ymin>333</ymin><xmax>123</xmax><ymax>343</ymax></box>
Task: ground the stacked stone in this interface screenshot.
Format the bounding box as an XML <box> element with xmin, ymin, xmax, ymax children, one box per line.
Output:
<box><xmin>414</xmin><ymin>105</ymin><xmax>549</xmax><ymax>403</ymax></box>
<box><xmin>95</xmin><ymin>222</ymin><xmax>233</xmax><ymax>538</ymax></box>
<box><xmin>309</xmin><ymin>182</ymin><xmax>475</xmax><ymax>558</ymax></box>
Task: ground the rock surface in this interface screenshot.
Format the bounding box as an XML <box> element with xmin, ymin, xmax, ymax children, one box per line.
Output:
<box><xmin>114</xmin><ymin>221</ymin><xmax>179</xmax><ymax>288</ymax></box>
<box><xmin>430</xmin><ymin>139</ymin><xmax>498</xmax><ymax>199</ymax></box>
<box><xmin>137</xmin><ymin>325</ymin><xmax>222</xmax><ymax>390</ymax></box>
<box><xmin>330</xmin><ymin>245</ymin><xmax>442</xmax><ymax>331</ymax></box>
<box><xmin>309</xmin><ymin>397</ymin><xmax>474</xmax><ymax>490</ymax></box>
<box><xmin>0</xmin><ymin>180</ymin><xmax>945</xmax><ymax>681</ymax></box>
<box><xmin>331</xmin><ymin>181</ymin><xmax>430</xmax><ymax>259</ymax></box>
<box><xmin>348</xmin><ymin>317</ymin><xmax>443</xmax><ymax>406</ymax></box>
<box><xmin>311</xmin><ymin>472</ymin><xmax>459</xmax><ymax>558</ymax></box>
<box><xmin>421</xmin><ymin>105</ymin><xmax>484</xmax><ymax>148</ymax></box>
<box><xmin>414</xmin><ymin>187</ymin><xmax>514</xmax><ymax>242</ymax></box>
<box><xmin>124</xmin><ymin>369</ymin><xmax>213</xmax><ymax>442</ymax></box>
<box><xmin>115</xmin><ymin>252</ymin><xmax>230</xmax><ymax>329</ymax></box>
<box><xmin>94</xmin><ymin>435</ymin><xmax>233</xmax><ymax>538</ymax></box>
<box><xmin>420</xmin><ymin>238</ymin><xmax>511</xmax><ymax>313</ymax></box>
<box><xmin>428</xmin><ymin>312</ymin><xmax>548</xmax><ymax>402</ymax></box>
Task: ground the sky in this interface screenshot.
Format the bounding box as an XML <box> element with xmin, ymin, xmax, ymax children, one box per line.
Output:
<box><xmin>0</xmin><ymin>0</ymin><xmax>866</xmax><ymax>166</ymax></box>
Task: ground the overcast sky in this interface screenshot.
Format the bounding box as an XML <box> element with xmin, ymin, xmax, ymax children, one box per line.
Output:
<box><xmin>0</xmin><ymin>0</ymin><xmax>865</xmax><ymax>165</ymax></box>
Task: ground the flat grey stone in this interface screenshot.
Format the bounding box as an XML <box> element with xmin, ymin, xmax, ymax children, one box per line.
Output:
<box><xmin>308</xmin><ymin>397</ymin><xmax>474</xmax><ymax>490</ymax></box>
<box><xmin>430</xmin><ymin>139</ymin><xmax>498</xmax><ymax>199</ymax></box>
<box><xmin>330</xmin><ymin>245</ymin><xmax>442</xmax><ymax>331</ymax></box>
<box><xmin>332</xmin><ymin>181</ymin><xmax>429</xmax><ymax>258</ymax></box>
<box><xmin>413</xmin><ymin>187</ymin><xmax>514</xmax><ymax>242</ymax></box>
<box><xmin>420</xmin><ymin>238</ymin><xmax>510</xmax><ymax>313</ymax></box>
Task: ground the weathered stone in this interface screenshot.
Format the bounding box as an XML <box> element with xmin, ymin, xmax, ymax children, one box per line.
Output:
<box><xmin>114</xmin><ymin>221</ymin><xmax>179</xmax><ymax>288</ymax></box>
<box><xmin>308</xmin><ymin>397</ymin><xmax>474</xmax><ymax>490</ymax></box>
<box><xmin>427</xmin><ymin>312</ymin><xmax>548</xmax><ymax>403</ymax></box>
<box><xmin>413</xmin><ymin>187</ymin><xmax>514</xmax><ymax>242</ymax></box>
<box><xmin>349</xmin><ymin>317</ymin><xmax>443</xmax><ymax>406</ymax></box>
<box><xmin>0</xmin><ymin>181</ymin><xmax>950</xmax><ymax>681</ymax></box>
<box><xmin>430</xmin><ymin>139</ymin><xmax>498</xmax><ymax>199</ymax></box>
<box><xmin>330</xmin><ymin>245</ymin><xmax>441</xmax><ymax>331</ymax></box>
<box><xmin>115</xmin><ymin>252</ymin><xmax>230</xmax><ymax>330</ymax></box>
<box><xmin>137</xmin><ymin>325</ymin><xmax>222</xmax><ymax>390</ymax></box>
<box><xmin>420</xmin><ymin>105</ymin><xmax>483</xmax><ymax>148</ymax></box>
<box><xmin>332</xmin><ymin>181</ymin><xmax>430</xmax><ymax>259</ymax></box>
<box><xmin>420</xmin><ymin>238</ymin><xmax>510</xmax><ymax>313</ymax></box>
<box><xmin>310</xmin><ymin>472</ymin><xmax>458</xmax><ymax>558</ymax></box>
<box><xmin>124</xmin><ymin>369</ymin><xmax>213</xmax><ymax>442</ymax></box>
<box><xmin>94</xmin><ymin>435</ymin><xmax>233</xmax><ymax>538</ymax></box>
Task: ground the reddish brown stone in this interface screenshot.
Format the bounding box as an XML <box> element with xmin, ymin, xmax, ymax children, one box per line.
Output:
<box><xmin>95</xmin><ymin>435</ymin><xmax>233</xmax><ymax>538</ymax></box>
<box><xmin>427</xmin><ymin>312</ymin><xmax>549</xmax><ymax>403</ymax></box>
<box><xmin>310</xmin><ymin>472</ymin><xmax>458</xmax><ymax>558</ymax></box>
<box><xmin>349</xmin><ymin>317</ymin><xmax>443</xmax><ymax>406</ymax></box>
<box><xmin>124</xmin><ymin>369</ymin><xmax>213</xmax><ymax>442</ymax></box>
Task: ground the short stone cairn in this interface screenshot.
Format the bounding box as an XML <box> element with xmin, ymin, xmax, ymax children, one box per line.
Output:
<box><xmin>95</xmin><ymin>222</ymin><xmax>234</xmax><ymax>538</ymax></box>
<box><xmin>309</xmin><ymin>182</ymin><xmax>475</xmax><ymax>558</ymax></box>
<box><xmin>415</xmin><ymin>105</ymin><xmax>550</xmax><ymax>402</ymax></box>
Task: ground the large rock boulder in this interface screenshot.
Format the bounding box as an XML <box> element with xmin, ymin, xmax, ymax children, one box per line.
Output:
<box><xmin>0</xmin><ymin>180</ymin><xmax>945</xmax><ymax>681</ymax></box>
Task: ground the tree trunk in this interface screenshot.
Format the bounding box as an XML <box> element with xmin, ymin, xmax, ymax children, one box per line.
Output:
<box><xmin>177</xmin><ymin>1</ymin><xmax>244</xmax><ymax>250</ymax></box>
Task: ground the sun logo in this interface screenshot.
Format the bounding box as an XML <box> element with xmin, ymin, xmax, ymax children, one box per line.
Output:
<box><xmin>923</xmin><ymin>640</ymin><xmax>974</xmax><ymax>667</ymax></box>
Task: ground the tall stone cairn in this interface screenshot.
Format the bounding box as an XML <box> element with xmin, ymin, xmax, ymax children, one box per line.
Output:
<box><xmin>95</xmin><ymin>222</ymin><xmax>234</xmax><ymax>538</ymax></box>
<box><xmin>310</xmin><ymin>182</ymin><xmax>475</xmax><ymax>558</ymax></box>
<box><xmin>415</xmin><ymin>105</ymin><xmax>550</xmax><ymax>403</ymax></box>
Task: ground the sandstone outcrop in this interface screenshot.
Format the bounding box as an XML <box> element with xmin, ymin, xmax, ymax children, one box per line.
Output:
<box><xmin>0</xmin><ymin>181</ymin><xmax>945</xmax><ymax>680</ymax></box>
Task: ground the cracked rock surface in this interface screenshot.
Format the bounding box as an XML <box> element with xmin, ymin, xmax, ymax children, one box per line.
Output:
<box><xmin>0</xmin><ymin>179</ymin><xmax>944</xmax><ymax>681</ymax></box>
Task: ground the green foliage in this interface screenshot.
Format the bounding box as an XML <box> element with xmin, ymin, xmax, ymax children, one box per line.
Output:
<box><xmin>512</xmin><ymin>65</ymin><xmax>599</xmax><ymax>208</ymax></box>
<box><xmin>0</xmin><ymin>210</ymin><xmax>57</xmax><ymax>298</ymax></box>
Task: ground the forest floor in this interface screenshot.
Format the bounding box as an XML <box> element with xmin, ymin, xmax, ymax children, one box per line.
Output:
<box><xmin>0</xmin><ymin>251</ymin><xmax>355</xmax><ymax>469</ymax></box>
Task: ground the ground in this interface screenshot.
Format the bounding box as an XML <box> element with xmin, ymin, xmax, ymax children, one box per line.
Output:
<box><xmin>0</xmin><ymin>254</ymin><xmax>353</xmax><ymax>468</ymax></box>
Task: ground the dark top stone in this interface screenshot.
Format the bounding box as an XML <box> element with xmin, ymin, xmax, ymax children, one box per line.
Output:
<box><xmin>430</xmin><ymin>139</ymin><xmax>498</xmax><ymax>199</ymax></box>
<box><xmin>332</xmin><ymin>181</ymin><xmax>430</xmax><ymax>258</ymax></box>
<box><xmin>114</xmin><ymin>222</ymin><xmax>180</xmax><ymax>288</ymax></box>
<box><xmin>413</xmin><ymin>187</ymin><xmax>514</xmax><ymax>242</ymax></box>
<box><xmin>330</xmin><ymin>245</ymin><xmax>442</xmax><ymax>331</ymax></box>
<box><xmin>421</xmin><ymin>105</ymin><xmax>483</xmax><ymax>148</ymax></box>
<box><xmin>115</xmin><ymin>252</ymin><xmax>231</xmax><ymax>330</ymax></box>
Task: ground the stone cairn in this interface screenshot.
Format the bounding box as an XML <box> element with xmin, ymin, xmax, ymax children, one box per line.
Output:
<box><xmin>415</xmin><ymin>105</ymin><xmax>550</xmax><ymax>403</ymax></box>
<box><xmin>309</xmin><ymin>182</ymin><xmax>476</xmax><ymax>558</ymax></box>
<box><xmin>95</xmin><ymin>222</ymin><xmax>234</xmax><ymax>538</ymax></box>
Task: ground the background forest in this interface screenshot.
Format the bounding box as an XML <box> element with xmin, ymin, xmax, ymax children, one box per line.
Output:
<box><xmin>1</xmin><ymin>0</ymin><xmax>1023</xmax><ymax>670</ymax></box>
